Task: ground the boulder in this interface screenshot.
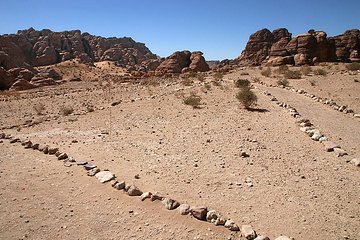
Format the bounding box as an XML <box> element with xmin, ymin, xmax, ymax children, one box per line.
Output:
<box><xmin>189</xmin><ymin>51</ymin><xmax>210</xmax><ymax>72</ymax></box>
<box><xmin>9</xmin><ymin>79</ymin><xmax>36</xmax><ymax>91</ymax></box>
<box><xmin>155</xmin><ymin>50</ymin><xmax>191</xmax><ymax>74</ymax></box>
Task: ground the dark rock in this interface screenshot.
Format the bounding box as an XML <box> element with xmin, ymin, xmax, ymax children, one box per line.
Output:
<box><xmin>190</xmin><ymin>206</ymin><xmax>208</xmax><ymax>221</ymax></box>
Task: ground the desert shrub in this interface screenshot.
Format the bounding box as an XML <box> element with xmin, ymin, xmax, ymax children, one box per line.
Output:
<box><xmin>33</xmin><ymin>103</ymin><xmax>45</xmax><ymax>115</ymax></box>
<box><xmin>204</xmin><ymin>82</ymin><xmax>211</xmax><ymax>90</ymax></box>
<box><xmin>183</xmin><ymin>94</ymin><xmax>202</xmax><ymax>109</ymax></box>
<box><xmin>278</xmin><ymin>65</ymin><xmax>289</xmax><ymax>74</ymax></box>
<box><xmin>261</xmin><ymin>67</ymin><xmax>271</xmax><ymax>77</ymax></box>
<box><xmin>346</xmin><ymin>62</ymin><xmax>360</xmax><ymax>71</ymax></box>
<box><xmin>301</xmin><ymin>65</ymin><xmax>312</xmax><ymax>75</ymax></box>
<box><xmin>252</xmin><ymin>77</ymin><xmax>260</xmax><ymax>83</ymax></box>
<box><xmin>60</xmin><ymin>106</ymin><xmax>74</xmax><ymax>116</ymax></box>
<box><xmin>181</xmin><ymin>77</ymin><xmax>194</xmax><ymax>86</ymax></box>
<box><xmin>211</xmin><ymin>80</ymin><xmax>222</xmax><ymax>86</ymax></box>
<box><xmin>313</xmin><ymin>68</ymin><xmax>327</xmax><ymax>76</ymax></box>
<box><xmin>213</xmin><ymin>72</ymin><xmax>224</xmax><ymax>81</ymax></box>
<box><xmin>309</xmin><ymin>79</ymin><xmax>317</xmax><ymax>86</ymax></box>
<box><xmin>236</xmin><ymin>87</ymin><xmax>257</xmax><ymax>109</ymax></box>
<box><xmin>234</xmin><ymin>79</ymin><xmax>250</xmax><ymax>88</ymax></box>
<box><xmin>196</xmin><ymin>73</ymin><xmax>205</xmax><ymax>82</ymax></box>
<box><xmin>277</xmin><ymin>79</ymin><xmax>289</xmax><ymax>87</ymax></box>
<box><xmin>284</xmin><ymin>70</ymin><xmax>302</xmax><ymax>79</ymax></box>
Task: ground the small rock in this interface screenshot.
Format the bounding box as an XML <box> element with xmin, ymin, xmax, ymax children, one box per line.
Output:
<box><xmin>319</xmin><ymin>136</ymin><xmax>327</xmax><ymax>142</ymax></box>
<box><xmin>214</xmin><ymin>217</ymin><xmax>226</xmax><ymax>226</ymax></box>
<box><xmin>24</xmin><ymin>142</ymin><xmax>33</xmax><ymax>149</ymax></box>
<box><xmin>254</xmin><ymin>236</ymin><xmax>270</xmax><ymax>240</ymax></box>
<box><xmin>311</xmin><ymin>131</ymin><xmax>322</xmax><ymax>141</ymax></box>
<box><xmin>190</xmin><ymin>206</ymin><xmax>208</xmax><ymax>221</ymax></box>
<box><xmin>351</xmin><ymin>158</ymin><xmax>360</xmax><ymax>167</ymax></box>
<box><xmin>87</xmin><ymin>168</ymin><xmax>100</xmax><ymax>176</ymax></box>
<box><xmin>274</xmin><ymin>236</ymin><xmax>292</xmax><ymax>240</ymax></box>
<box><xmin>84</xmin><ymin>163</ymin><xmax>97</xmax><ymax>170</ymax></box>
<box><xmin>76</xmin><ymin>161</ymin><xmax>88</xmax><ymax>165</ymax></box>
<box><xmin>0</xmin><ymin>140</ymin><xmax>3</xmax><ymax>143</ymax></box>
<box><xmin>31</xmin><ymin>143</ymin><xmax>39</xmax><ymax>150</ymax></box>
<box><xmin>162</xmin><ymin>198</ymin><xmax>180</xmax><ymax>210</ymax></box>
<box><xmin>241</xmin><ymin>151</ymin><xmax>250</xmax><ymax>158</ymax></box>
<box><xmin>224</xmin><ymin>219</ymin><xmax>240</xmax><ymax>231</ymax></box>
<box><xmin>134</xmin><ymin>174</ymin><xmax>140</xmax><ymax>179</ymax></box>
<box><xmin>58</xmin><ymin>153</ymin><xmax>68</xmax><ymax>160</ymax></box>
<box><xmin>64</xmin><ymin>162</ymin><xmax>72</xmax><ymax>167</ymax></box>
<box><xmin>0</xmin><ymin>133</ymin><xmax>5</xmax><ymax>139</ymax></box>
<box><xmin>150</xmin><ymin>192</ymin><xmax>164</xmax><ymax>201</ymax></box>
<box><xmin>354</xmin><ymin>114</ymin><xmax>360</xmax><ymax>118</ymax></box>
<box><xmin>55</xmin><ymin>151</ymin><xmax>61</xmax><ymax>157</ymax></box>
<box><xmin>48</xmin><ymin>147</ymin><xmax>59</xmax><ymax>155</ymax></box>
<box><xmin>127</xmin><ymin>185</ymin><xmax>143</xmax><ymax>196</ymax></box>
<box><xmin>111</xmin><ymin>100</ymin><xmax>121</xmax><ymax>106</ymax></box>
<box><xmin>114</xmin><ymin>181</ymin><xmax>125</xmax><ymax>190</ymax></box>
<box><xmin>68</xmin><ymin>157</ymin><xmax>76</xmax><ymax>162</ymax></box>
<box><xmin>95</xmin><ymin>171</ymin><xmax>115</xmax><ymax>183</ymax></box>
<box><xmin>334</xmin><ymin>148</ymin><xmax>347</xmax><ymax>157</ymax></box>
<box><xmin>178</xmin><ymin>204</ymin><xmax>190</xmax><ymax>215</ymax></box>
<box><xmin>10</xmin><ymin>138</ymin><xmax>20</xmax><ymax>144</ymax></box>
<box><xmin>241</xmin><ymin>225</ymin><xmax>257</xmax><ymax>239</ymax></box>
<box><xmin>140</xmin><ymin>192</ymin><xmax>152</xmax><ymax>201</ymax></box>
<box><xmin>323</xmin><ymin>141</ymin><xmax>340</xmax><ymax>152</ymax></box>
<box><xmin>206</xmin><ymin>210</ymin><xmax>220</xmax><ymax>222</ymax></box>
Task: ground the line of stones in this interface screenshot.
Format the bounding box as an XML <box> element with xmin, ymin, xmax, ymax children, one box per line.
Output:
<box><xmin>262</xmin><ymin>92</ymin><xmax>360</xmax><ymax>167</ymax></box>
<box><xmin>0</xmin><ymin>132</ymin><xmax>293</xmax><ymax>240</ymax></box>
<box><xmin>259</xmin><ymin>81</ymin><xmax>360</xmax><ymax>118</ymax></box>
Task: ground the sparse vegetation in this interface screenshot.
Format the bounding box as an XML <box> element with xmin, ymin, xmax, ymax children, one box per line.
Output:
<box><xmin>313</xmin><ymin>68</ymin><xmax>327</xmax><ymax>76</ymax></box>
<box><xmin>284</xmin><ymin>70</ymin><xmax>302</xmax><ymax>79</ymax></box>
<box><xmin>204</xmin><ymin>82</ymin><xmax>211</xmax><ymax>90</ymax></box>
<box><xmin>261</xmin><ymin>67</ymin><xmax>271</xmax><ymax>77</ymax></box>
<box><xmin>60</xmin><ymin>106</ymin><xmax>74</xmax><ymax>116</ymax></box>
<box><xmin>183</xmin><ymin>94</ymin><xmax>202</xmax><ymax>109</ymax></box>
<box><xmin>301</xmin><ymin>65</ymin><xmax>312</xmax><ymax>75</ymax></box>
<box><xmin>252</xmin><ymin>77</ymin><xmax>260</xmax><ymax>83</ymax></box>
<box><xmin>278</xmin><ymin>65</ymin><xmax>289</xmax><ymax>74</ymax></box>
<box><xmin>181</xmin><ymin>77</ymin><xmax>194</xmax><ymax>86</ymax></box>
<box><xmin>213</xmin><ymin>72</ymin><xmax>224</xmax><ymax>81</ymax></box>
<box><xmin>240</xmin><ymin>72</ymin><xmax>249</xmax><ymax>75</ymax></box>
<box><xmin>309</xmin><ymin>79</ymin><xmax>317</xmax><ymax>86</ymax></box>
<box><xmin>234</xmin><ymin>79</ymin><xmax>250</xmax><ymax>88</ymax></box>
<box><xmin>236</xmin><ymin>87</ymin><xmax>257</xmax><ymax>109</ymax></box>
<box><xmin>346</xmin><ymin>62</ymin><xmax>360</xmax><ymax>71</ymax></box>
<box><xmin>196</xmin><ymin>73</ymin><xmax>205</xmax><ymax>82</ymax></box>
<box><xmin>33</xmin><ymin>103</ymin><xmax>45</xmax><ymax>115</ymax></box>
<box><xmin>277</xmin><ymin>79</ymin><xmax>289</xmax><ymax>87</ymax></box>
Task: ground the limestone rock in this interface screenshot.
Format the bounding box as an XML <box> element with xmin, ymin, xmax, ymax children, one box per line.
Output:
<box><xmin>190</xmin><ymin>206</ymin><xmax>208</xmax><ymax>221</ymax></box>
<box><xmin>178</xmin><ymin>204</ymin><xmax>190</xmax><ymax>215</ymax></box>
<box><xmin>95</xmin><ymin>171</ymin><xmax>115</xmax><ymax>183</ymax></box>
<box><xmin>127</xmin><ymin>185</ymin><xmax>143</xmax><ymax>196</ymax></box>
<box><xmin>241</xmin><ymin>225</ymin><xmax>257</xmax><ymax>239</ymax></box>
<box><xmin>161</xmin><ymin>198</ymin><xmax>180</xmax><ymax>210</ymax></box>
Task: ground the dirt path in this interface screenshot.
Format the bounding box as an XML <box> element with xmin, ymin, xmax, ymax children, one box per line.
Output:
<box><xmin>257</xmin><ymin>84</ymin><xmax>360</xmax><ymax>157</ymax></box>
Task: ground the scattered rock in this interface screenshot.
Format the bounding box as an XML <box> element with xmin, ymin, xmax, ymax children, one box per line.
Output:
<box><xmin>241</xmin><ymin>151</ymin><xmax>250</xmax><ymax>157</ymax></box>
<box><xmin>55</xmin><ymin>151</ymin><xmax>61</xmax><ymax>157</ymax></box>
<box><xmin>311</xmin><ymin>131</ymin><xmax>323</xmax><ymax>141</ymax></box>
<box><xmin>241</xmin><ymin>225</ymin><xmax>257</xmax><ymax>239</ymax></box>
<box><xmin>214</xmin><ymin>217</ymin><xmax>226</xmax><ymax>226</ymax></box>
<box><xmin>350</xmin><ymin>158</ymin><xmax>360</xmax><ymax>166</ymax></box>
<box><xmin>114</xmin><ymin>181</ymin><xmax>125</xmax><ymax>190</ymax></box>
<box><xmin>178</xmin><ymin>204</ymin><xmax>190</xmax><ymax>215</ymax></box>
<box><xmin>95</xmin><ymin>171</ymin><xmax>115</xmax><ymax>183</ymax></box>
<box><xmin>333</xmin><ymin>148</ymin><xmax>347</xmax><ymax>157</ymax></box>
<box><xmin>323</xmin><ymin>141</ymin><xmax>340</xmax><ymax>152</ymax></box>
<box><xmin>127</xmin><ymin>185</ymin><xmax>143</xmax><ymax>196</ymax></box>
<box><xmin>162</xmin><ymin>198</ymin><xmax>180</xmax><ymax>210</ymax></box>
<box><xmin>10</xmin><ymin>138</ymin><xmax>19</xmax><ymax>144</ymax></box>
<box><xmin>111</xmin><ymin>100</ymin><xmax>121</xmax><ymax>106</ymax></box>
<box><xmin>206</xmin><ymin>210</ymin><xmax>220</xmax><ymax>222</ymax></box>
<box><xmin>42</xmin><ymin>146</ymin><xmax>49</xmax><ymax>154</ymax></box>
<box><xmin>190</xmin><ymin>206</ymin><xmax>208</xmax><ymax>221</ymax></box>
<box><xmin>76</xmin><ymin>161</ymin><xmax>88</xmax><ymax>165</ymax></box>
<box><xmin>150</xmin><ymin>192</ymin><xmax>164</xmax><ymax>201</ymax></box>
<box><xmin>57</xmin><ymin>152</ymin><xmax>68</xmax><ymax>160</ymax></box>
<box><xmin>140</xmin><ymin>192</ymin><xmax>152</xmax><ymax>201</ymax></box>
<box><xmin>83</xmin><ymin>163</ymin><xmax>97</xmax><ymax>170</ymax></box>
<box><xmin>87</xmin><ymin>168</ymin><xmax>100</xmax><ymax>176</ymax></box>
<box><xmin>254</xmin><ymin>236</ymin><xmax>270</xmax><ymax>240</ymax></box>
<box><xmin>31</xmin><ymin>143</ymin><xmax>39</xmax><ymax>150</ymax></box>
<box><xmin>224</xmin><ymin>219</ymin><xmax>240</xmax><ymax>231</ymax></box>
<box><xmin>274</xmin><ymin>236</ymin><xmax>292</xmax><ymax>240</ymax></box>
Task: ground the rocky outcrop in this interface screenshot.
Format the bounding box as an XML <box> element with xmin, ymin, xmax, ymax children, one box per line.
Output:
<box><xmin>154</xmin><ymin>50</ymin><xmax>209</xmax><ymax>76</ymax></box>
<box><xmin>239</xmin><ymin>28</ymin><xmax>360</xmax><ymax>66</ymax></box>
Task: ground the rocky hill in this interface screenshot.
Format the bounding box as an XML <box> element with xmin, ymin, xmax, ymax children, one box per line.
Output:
<box><xmin>238</xmin><ymin>28</ymin><xmax>360</xmax><ymax>66</ymax></box>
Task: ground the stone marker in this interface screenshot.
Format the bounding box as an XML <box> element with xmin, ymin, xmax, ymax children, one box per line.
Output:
<box><xmin>48</xmin><ymin>147</ymin><xmax>58</xmax><ymax>155</ymax></box>
<box><xmin>95</xmin><ymin>171</ymin><xmax>115</xmax><ymax>183</ymax></box>
<box><xmin>87</xmin><ymin>168</ymin><xmax>100</xmax><ymax>176</ymax></box>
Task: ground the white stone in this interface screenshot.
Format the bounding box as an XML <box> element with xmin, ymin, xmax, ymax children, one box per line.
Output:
<box><xmin>241</xmin><ymin>225</ymin><xmax>257</xmax><ymax>240</ymax></box>
<box><xmin>95</xmin><ymin>171</ymin><xmax>115</xmax><ymax>183</ymax></box>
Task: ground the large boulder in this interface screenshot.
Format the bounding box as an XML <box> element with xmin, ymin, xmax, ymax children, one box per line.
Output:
<box><xmin>0</xmin><ymin>67</ymin><xmax>15</xmax><ymax>90</ymax></box>
<box><xmin>9</xmin><ymin>79</ymin><xmax>36</xmax><ymax>91</ymax></box>
<box><xmin>155</xmin><ymin>50</ymin><xmax>191</xmax><ymax>74</ymax></box>
<box><xmin>189</xmin><ymin>51</ymin><xmax>210</xmax><ymax>72</ymax></box>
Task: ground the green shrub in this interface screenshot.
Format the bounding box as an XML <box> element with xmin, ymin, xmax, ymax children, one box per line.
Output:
<box><xmin>236</xmin><ymin>87</ymin><xmax>257</xmax><ymax>109</ymax></box>
<box><xmin>183</xmin><ymin>94</ymin><xmax>202</xmax><ymax>109</ymax></box>
<box><xmin>284</xmin><ymin>70</ymin><xmax>302</xmax><ymax>79</ymax></box>
<box><xmin>277</xmin><ymin>79</ymin><xmax>289</xmax><ymax>87</ymax></box>
<box><xmin>261</xmin><ymin>67</ymin><xmax>271</xmax><ymax>77</ymax></box>
<box><xmin>234</xmin><ymin>79</ymin><xmax>250</xmax><ymax>88</ymax></box>
<box><xmin>313</xmin><ymin>68</ymin><xmax>327</xmax><ymax>76</ymax></box>
<box><xmin>346</xmin><ymin>62</ymin><xmax>360</xmax><ymax>71</ymax></box>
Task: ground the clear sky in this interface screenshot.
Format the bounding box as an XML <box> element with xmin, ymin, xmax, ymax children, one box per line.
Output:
<box><xmin>0</xmin><ymin>0</ymin><xmax>359</xmax><ymax>60</ymax></box>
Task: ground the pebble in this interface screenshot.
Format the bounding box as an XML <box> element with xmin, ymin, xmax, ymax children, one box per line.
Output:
<box><xmin>190</xmin><ymin>206</ymin><xmax>208</xmax><ymax>221</ymax></box>
<box><xmin>333</xmin><ymin>148</ymin><xmax>347</xmax><ymax>157</ymax></box>
<box><xmin>87</xmin><ymin>168</ymin><xmax>100</xmax><ymax>176</ymax></box>
<box><xmin>311</xmin><ymin>131</ymin><xmax>323</xmax><ymax>141</ymax></box>
<box><xmin>206</xmin><ymin>210</ymin><xmax>220</xmax><ymax>222</ymax></box>
<box><xmin>42</xmin><ymin>146</ymin><xmax>49</xmax><ymax>154</ymax></box>
<box><xmin>150</xmin><ymin>192</ymin><xmax>164</xmax><ymax>201</ymax></box>
<box><xmin>31</xmin><ymin>143</ymin><xmax>39</xmax><ymax>150</ymax></box>
<box><xmin>127</xmin><ymin>185</ymin><xmax>143</xmax><ymax>196</ymax></box>
<box><xmin>95</xmin><ymin>171</ymin><xmax>115</xmax><ymax>183</ymax></box>
<box><xmin>48</xmin><ymin>147</ymin><xmax>59</xmax><ymax>155</ymax></box>
<box><xmin>57</xmin><ymin>153</ymin><xmax>68</xmax><ymax>160</ymax></box>
<box><xmin>84</xmin><ymin>163</ymin><xmax>97</xmax><ymax>170</ymax></box>
<box><xmin>114</xmin><ymin>181</ymin><xmax>125</xmax><ymax>190</ymax></box>
<box><xmin>241</xmin><ymin>225</ymin><xmax>257</xmax><ymax>239</ymax></box>
<box><xmin>140</xmin><ymin>192</ymin><xmax>152</xmax><ymax>201</ymax></box>
<box><xmin>161</xmin><ymin>197</ymin><xmax>180</xmax><ymax>210</ymax></box>
<box><xmin>224</xmin><ymin>219</ymin><xmax>240</xmax><ymax>231</ymax></box>
<box><xmin>178</xmin><ymin>204</ymin><xmax>190</xmax><ymax>215</ymax></box>
<box><xmin>351</xmin><ymin>158</ymin><xmax>360</xmax><ymax>166</ymax></box>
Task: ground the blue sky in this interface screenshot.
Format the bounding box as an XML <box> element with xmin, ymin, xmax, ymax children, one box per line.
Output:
<box><xmin>0</xmin><ymin>0</ymin><xmax>359</xmax><ymax>60</ymax></box>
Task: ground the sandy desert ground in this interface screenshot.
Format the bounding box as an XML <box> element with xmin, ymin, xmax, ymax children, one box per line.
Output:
<box><xmin>0</xmin><ymin>62</ymin><xmax>359</xmax><ymax>240</ymax></box>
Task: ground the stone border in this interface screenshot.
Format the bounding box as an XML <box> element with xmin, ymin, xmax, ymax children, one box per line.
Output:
<box><xmin>262</xmin><ymin>92</ymin><xmax>360</xmax><ymax>167</ymax></box>
<box><xmin>0</xmin><ymin>132</ymin><xmax>296</xmax><ymax>240</ymax></box>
